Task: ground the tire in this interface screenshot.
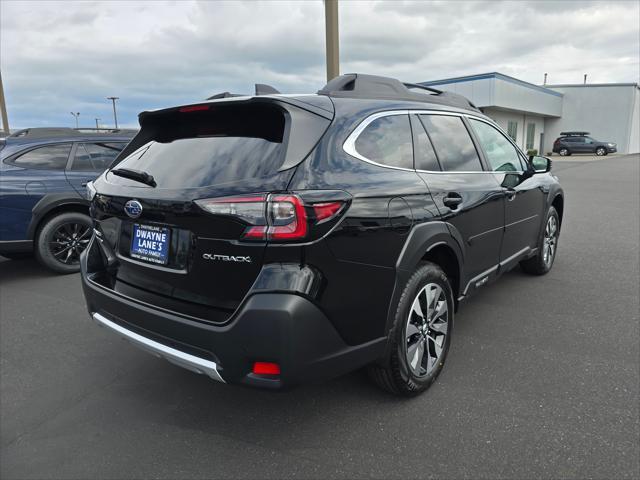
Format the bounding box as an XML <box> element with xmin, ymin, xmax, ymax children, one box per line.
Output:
<box><xmin>520</xmin><ymin>206</ymin><xmax>560</xmax><ymax>275</ymax></box>
<box><xmin>35</xmin><ymin>212</ymin><xmax>92</xmax><ymax>274</ymax></box>
<box><xmin>559</xmin><ymin>148</ymin><xmax>570</xmax><ymax>156</ymax></box>
<box><xmin>368</xmin><ymin>262</ymin><xmax>454</xmax><ymax>396</ymax></box>
<box><xmin>595</xmin><ymin>147</ymin><xmax>606</xmax><ymax>156</ymax></box>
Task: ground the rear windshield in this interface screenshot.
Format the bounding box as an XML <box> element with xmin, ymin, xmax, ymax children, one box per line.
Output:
<box><xmin>110</xmin><ymin>103</ymin><xmax>287</xmax><ymax>189</ymax></box>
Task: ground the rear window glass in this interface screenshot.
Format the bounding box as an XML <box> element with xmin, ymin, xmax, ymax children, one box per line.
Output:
<box><xmin>111</xmin><ymin>104</ymin><xmax>287</xmax><ymax>189</ymax></box>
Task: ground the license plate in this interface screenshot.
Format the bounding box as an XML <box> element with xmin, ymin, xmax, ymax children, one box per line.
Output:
<box><xmin>130</xmin><ymin>224</ymin><xmax>170</xmax><ymax>265</ymax></box>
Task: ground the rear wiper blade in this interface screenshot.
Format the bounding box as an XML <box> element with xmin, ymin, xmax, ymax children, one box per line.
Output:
<box><xmin>111</xmin><ymin>168</ymin><xmax>156</xmax><ymax>187</ymax></box>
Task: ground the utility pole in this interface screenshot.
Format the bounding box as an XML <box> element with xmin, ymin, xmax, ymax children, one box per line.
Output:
<box><xmin>70</xmin><ymin>111</ymin><xmax>80</xmax><ymax>128</ymax></box>
<box><xmin>107</xmin><ymin>96</ymin><xmax>119</xmax><ymax>128</ymax></box>
<box><xmin>324</xmin><ymin>0</ymin><xmax>339</xmax><ymax>82</ymax></box>
<box><xmin>583</xmin><ymin>74</ymin><xmax>587</xmax><ymax>84</ymax></box>
<box><xmin>95</xmin><ymin>118</ymin><xmax>101</xmax><ymax>130</ymax></box>
<box><xmin>543</xmin><ymin>73</ymin><xmax>548</xmax><ymax>85</ymax></box>
<box><xmin>0</xmin><ymin>70</ymin><xmax>10</xmax><ymax>135</ymax></box>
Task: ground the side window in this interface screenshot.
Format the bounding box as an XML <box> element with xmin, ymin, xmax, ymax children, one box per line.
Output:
<box><xmin>419</xmin><ymin>115</ymin><xmax>483</xmax><ymax>172</ymax></box>
<box><xmin>10</xmin><ymin>143</ymin><xmax>72</xmax><ymax>170</ymax></box>
<box><xmin>71</xmin><ymin>142</ymin><xmax>124</xmax><ymax>172</ymax></box>
<box><xmin>507</xmin><ymin>121</ymin><xmax>518</xmax><ymax>142</ymax></box>
<box><xmin>411</xmin><ymin>115</ymin><xmax>440</xmax><ymax>171</ymax></box>
<box><xmin>525</xmin><ymin>123</ymin><xmax>536</xmax><ymax>150</ymax></box>
<box><xmin>469</xmin><ymin>119</ymin><xmax>524</xmax><ymax>172</ymax></box>
<box><xmin>354</xmin><ymin>114</ymin><xmax>413</xmax><ymax>169</ymax></box>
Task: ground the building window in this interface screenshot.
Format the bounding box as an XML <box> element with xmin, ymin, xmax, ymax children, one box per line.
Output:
<box><xmin>507</xmin><ymin>121</ymin><xmax>518</xmax><ymax>142</ymax></box>
<box><xmin>526</xmin><ymin>123</ymin><xmax>536</xmax><ymax>150</ymax></box>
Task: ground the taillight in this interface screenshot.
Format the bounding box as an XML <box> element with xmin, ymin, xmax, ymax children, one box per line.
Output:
<box><xmin>195</xmin><ymin>193</ymin><xmax>345</xmax><ymax>242</ymax></box>
<box><xmin>268</xmin><ymin>195</ymin><xmax>307</xmax><ymax>240</ymax></box>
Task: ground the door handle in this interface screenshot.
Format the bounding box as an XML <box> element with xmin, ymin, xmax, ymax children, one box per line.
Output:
<box><xmin>443</xmin><ymin>193</ymin><xmax>463</xmax><ymax>209</ymax></box>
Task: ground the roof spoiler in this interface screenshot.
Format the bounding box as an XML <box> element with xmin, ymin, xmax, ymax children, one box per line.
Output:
<box><xmin>317</xmin><ymin>73</ymin><xmax>479</xmax><ymax>111</ymax></box>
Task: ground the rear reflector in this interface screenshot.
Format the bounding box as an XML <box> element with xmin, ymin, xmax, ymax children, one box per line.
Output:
<box><xmin>313</xmin><ymin>202</ymin><xmax>343</xmax><ymax>222</ymax></box>
<box><xmin>253</xmin><ymin>362</ymin><xmax>280</xmax><ymax>375</ymax></box>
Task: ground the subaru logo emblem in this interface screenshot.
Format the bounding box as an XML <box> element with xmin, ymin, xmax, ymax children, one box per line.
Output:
<box><xmin>124</xmin><ymin>200</ymin><xmax>143</xmax><ymax>219</ymax></box>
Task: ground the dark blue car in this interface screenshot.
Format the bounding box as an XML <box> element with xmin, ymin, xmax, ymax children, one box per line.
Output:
<box><xmin>0</xmin><ymin>128</ymin><xmax>135</xmax><ymax>272</ymax></box>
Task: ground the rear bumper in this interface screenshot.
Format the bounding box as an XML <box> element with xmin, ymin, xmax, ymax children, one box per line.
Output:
<box><xmin>81</xmin><ymin>265</ymin><xmax>385</xmax><ymax>389</ymax></box>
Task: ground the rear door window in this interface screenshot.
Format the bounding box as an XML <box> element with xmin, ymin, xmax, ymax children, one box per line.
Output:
<box><xmin>419</xmin><ymin>115</ymin><xmax>483</xmax><ymax>172</ymax></box>
<box><xmin>354</xmin><ymin>114</ymin><xmax>413</xmax><ymax>169</ymax></box>
<box><xmin>411</xmin><ymin>115</ymin><xmax>440</xmax><ymax>171</ymax></box>
<box><xmin>71</xmin><ymin>142</ymin><xmax>124</xmax><ymax>172</ymax></box>
<box><xmin>9</xmin><ymin>143</ymin><xmax>72</xmax><ymax>170</ymax></box>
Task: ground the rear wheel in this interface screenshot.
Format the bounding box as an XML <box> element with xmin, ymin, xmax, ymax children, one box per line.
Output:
<box><xmin>520</xmin><ymin>206</ymin><xmax>560</xmax><ymax>275</ymax></box>
<box><xmin>35</xmin><ymin>212</ymin><xmax>92</xmax><ymax>274</ymax></box>
<box><xmin>595</xmin><ymin>147</ymin><xmax>606</xmax><ymax>156</ymax></box>
<box><xmin>368</xmin><ymin>262</ymin><xmax>453</xmax><ymax>396</ymax></box>
<box><xmin>559</xmin><ymin>148</ymin><xmax>570</xmax><ymax>156</ymax></box>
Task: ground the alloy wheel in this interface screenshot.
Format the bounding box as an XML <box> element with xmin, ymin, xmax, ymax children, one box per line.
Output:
<box><xmin>596</xmin><ymin>148</ymin><xmax>606</xmax><ymax>156</ymax></box>
<box><xmin>49</xmin><ymin>222</ymin><xmax>92</xmax><ymax>265</ymax></box>
<box><xmin>542</xmin><ymin>215</ymin><xmax>558</xmax><ymax>267</ymax></box>
<box><xmin>405</xmin><ymin>283</ymin><xmax>449</xmax><ymax>377</ymax></box>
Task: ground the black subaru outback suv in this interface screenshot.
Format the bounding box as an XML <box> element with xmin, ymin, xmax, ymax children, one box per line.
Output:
<box><xmin>81</xmin><ymin>74</ymin><xmax>564</xmax><ymax>396</ymax></box>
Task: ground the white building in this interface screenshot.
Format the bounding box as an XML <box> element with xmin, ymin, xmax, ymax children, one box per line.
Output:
<box><xmin>420</xmin><ymin>73</ymin><xmax>640</xmax><ymax>154</ymax></box>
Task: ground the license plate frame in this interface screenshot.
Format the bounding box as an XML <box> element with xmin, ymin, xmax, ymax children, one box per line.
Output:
<box><xmin>130</xmin><ymin>224</ymin><xmax>171</xmax><ymax>265</ymax></box>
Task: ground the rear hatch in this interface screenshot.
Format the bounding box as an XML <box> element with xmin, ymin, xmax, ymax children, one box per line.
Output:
<box><xmin>90</xmin><ymin>97</ymin><xmax>333</xmax><ymax>323</ymax></box>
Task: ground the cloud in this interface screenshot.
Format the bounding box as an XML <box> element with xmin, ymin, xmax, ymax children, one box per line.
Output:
<box><xmin>1</xmin><ymin>0</ymin><xmax>638</xmax><ymax>129</ymax></box>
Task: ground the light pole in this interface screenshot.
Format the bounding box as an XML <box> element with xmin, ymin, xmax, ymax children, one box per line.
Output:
<box><xmin>107</xmin><ymin>96</ymin><xmax>119</xmax><ymax>128</ymax></box>
<box><xmin>95</xmin><ymin>118</ymin><xmax>101</xmax><ymax>130</ymax></box>
<box><xmin>0</xmin><ymin>70</ymin><xmax>10</xmax><ymax>135</ymax></box>
<box><xmin>70</xmin><ymin>112</ymin><xmax>80</xmax><ymax>128</ymax></box>
<box><xmin>324</xmin><ymin>0</ymin><xmax>339</xmax><ymax>82</ymax></box>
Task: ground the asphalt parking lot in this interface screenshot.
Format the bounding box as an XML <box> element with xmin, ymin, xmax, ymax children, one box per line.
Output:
<box><xmin>1</xmin><ymin>154</ymin><xmax>639</xmax><ymax>479</ymax></box>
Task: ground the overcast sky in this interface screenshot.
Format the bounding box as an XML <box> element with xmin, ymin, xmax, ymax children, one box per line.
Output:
<box><xmin>1</xmin><ymin>0</ymin><xmax>639</xmax><ymax>129</ymax></box>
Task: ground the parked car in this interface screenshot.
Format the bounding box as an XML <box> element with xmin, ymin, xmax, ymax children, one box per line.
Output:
<box><xmin>0</xmin><ymin>128</ymin><xmax>135</xmax><ymax>272</ymax></box>
<box><xmin>552</xmin><ymin>131</ymin><xmax>617</xmax><ymax>156</ymax></box>
<box><xmin>82</xmin><ymin>74</ymin><xmax>564</xmax><ymax>396</ymax></box>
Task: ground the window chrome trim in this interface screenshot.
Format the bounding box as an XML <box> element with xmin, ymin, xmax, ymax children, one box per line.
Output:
<box><xmin>342</xmin><ymin>109</ymin><xmax>529</xmax><ymax>175</ymax></box>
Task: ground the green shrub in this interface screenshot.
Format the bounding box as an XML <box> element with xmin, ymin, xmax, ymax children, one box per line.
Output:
<box><xmin>526</xmin><ymin>149</ymin><xmax>538</xmax><ymax>156</ymax></box>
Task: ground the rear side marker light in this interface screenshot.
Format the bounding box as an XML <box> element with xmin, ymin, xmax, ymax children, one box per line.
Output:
<box><xmin>253</xmin><ymin>362</ymin><xmax>280</xmax><ymax>375</ymax></box>
<box><xmin>179</xmin><ymin>105</ymin><xmax>210</xmax><ymax>113</ymax></box>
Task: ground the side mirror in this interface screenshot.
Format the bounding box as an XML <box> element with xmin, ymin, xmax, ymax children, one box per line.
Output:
<box><xmin>529</xmin><ymin>155</ymin><xmax>552</xmax><ymax>173</ymax></box>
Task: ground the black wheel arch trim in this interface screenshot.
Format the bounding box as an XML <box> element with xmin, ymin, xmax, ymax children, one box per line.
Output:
<box><xmin>28</xmin><ymin>193</ymin><xmax>89</xmax><ymax>240</ymax></box>
<box><xmin>385</xmin><ymin>221</ymin><xmax>465</xmax><ymax>336</ymax></box>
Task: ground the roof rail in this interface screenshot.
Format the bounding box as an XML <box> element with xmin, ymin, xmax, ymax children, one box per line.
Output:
<box><xmin>317</xmin><ymin>73</ymin><xmax>479</xmax><ymax>111</ymax></box>
<box><xmin>8</xmin><ymin>127</ymin><xmax>137</xmax><ymax>139</ymax></box>
<box><xmin>560</xmin><ymin>131</ymin><xmax>590</xmax><ymax>136</ymax></box>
